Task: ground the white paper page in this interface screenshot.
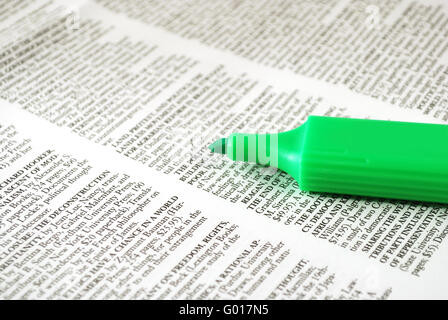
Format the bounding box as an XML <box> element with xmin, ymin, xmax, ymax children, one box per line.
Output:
<box><xmin>1</xmin><ymin>0</ymin><xmax>448</xmax><ymax>299</ymax></box>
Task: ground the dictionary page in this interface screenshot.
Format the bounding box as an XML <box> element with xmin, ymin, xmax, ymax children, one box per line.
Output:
<box><xmin>1</xmin><ymin>0</ymin><xmax>448</xmax><ymax>299</ymax></box>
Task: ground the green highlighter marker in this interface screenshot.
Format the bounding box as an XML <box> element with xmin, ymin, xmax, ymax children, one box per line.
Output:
<box><xmin>209</xmin><ymin>116</ymin><xmax>448</xmax><ymax>204</ymax></box>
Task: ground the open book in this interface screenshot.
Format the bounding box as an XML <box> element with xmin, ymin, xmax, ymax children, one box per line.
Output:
<box><xmin>1</xmin><ymin>0</ymin><xmax>448</xmax><ymax>299</ymax></box>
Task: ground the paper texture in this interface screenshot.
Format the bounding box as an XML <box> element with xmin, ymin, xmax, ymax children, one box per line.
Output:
<box><xmin>1</xmin><ymin>0</ymin><xmax>448</xmax><ymax>299</ymax></box>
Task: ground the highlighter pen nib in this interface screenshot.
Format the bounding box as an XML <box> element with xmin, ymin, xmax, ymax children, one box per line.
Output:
<box><xmin>208</xmin><ymin>138</ymin><xmax>227</xmax><ymax>154</ymax></box>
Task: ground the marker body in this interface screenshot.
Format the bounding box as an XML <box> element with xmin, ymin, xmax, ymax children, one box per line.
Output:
<box><xmin>221</xmin><ymin>116</ymin><xmax>448</xmax><ymax>204</ymax></box>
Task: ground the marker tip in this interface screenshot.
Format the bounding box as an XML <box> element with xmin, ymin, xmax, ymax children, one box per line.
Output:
<box><xmin>208</xmin><ymin>138</ymin><xmax>227</xmax><ymax>154</ymax></box>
